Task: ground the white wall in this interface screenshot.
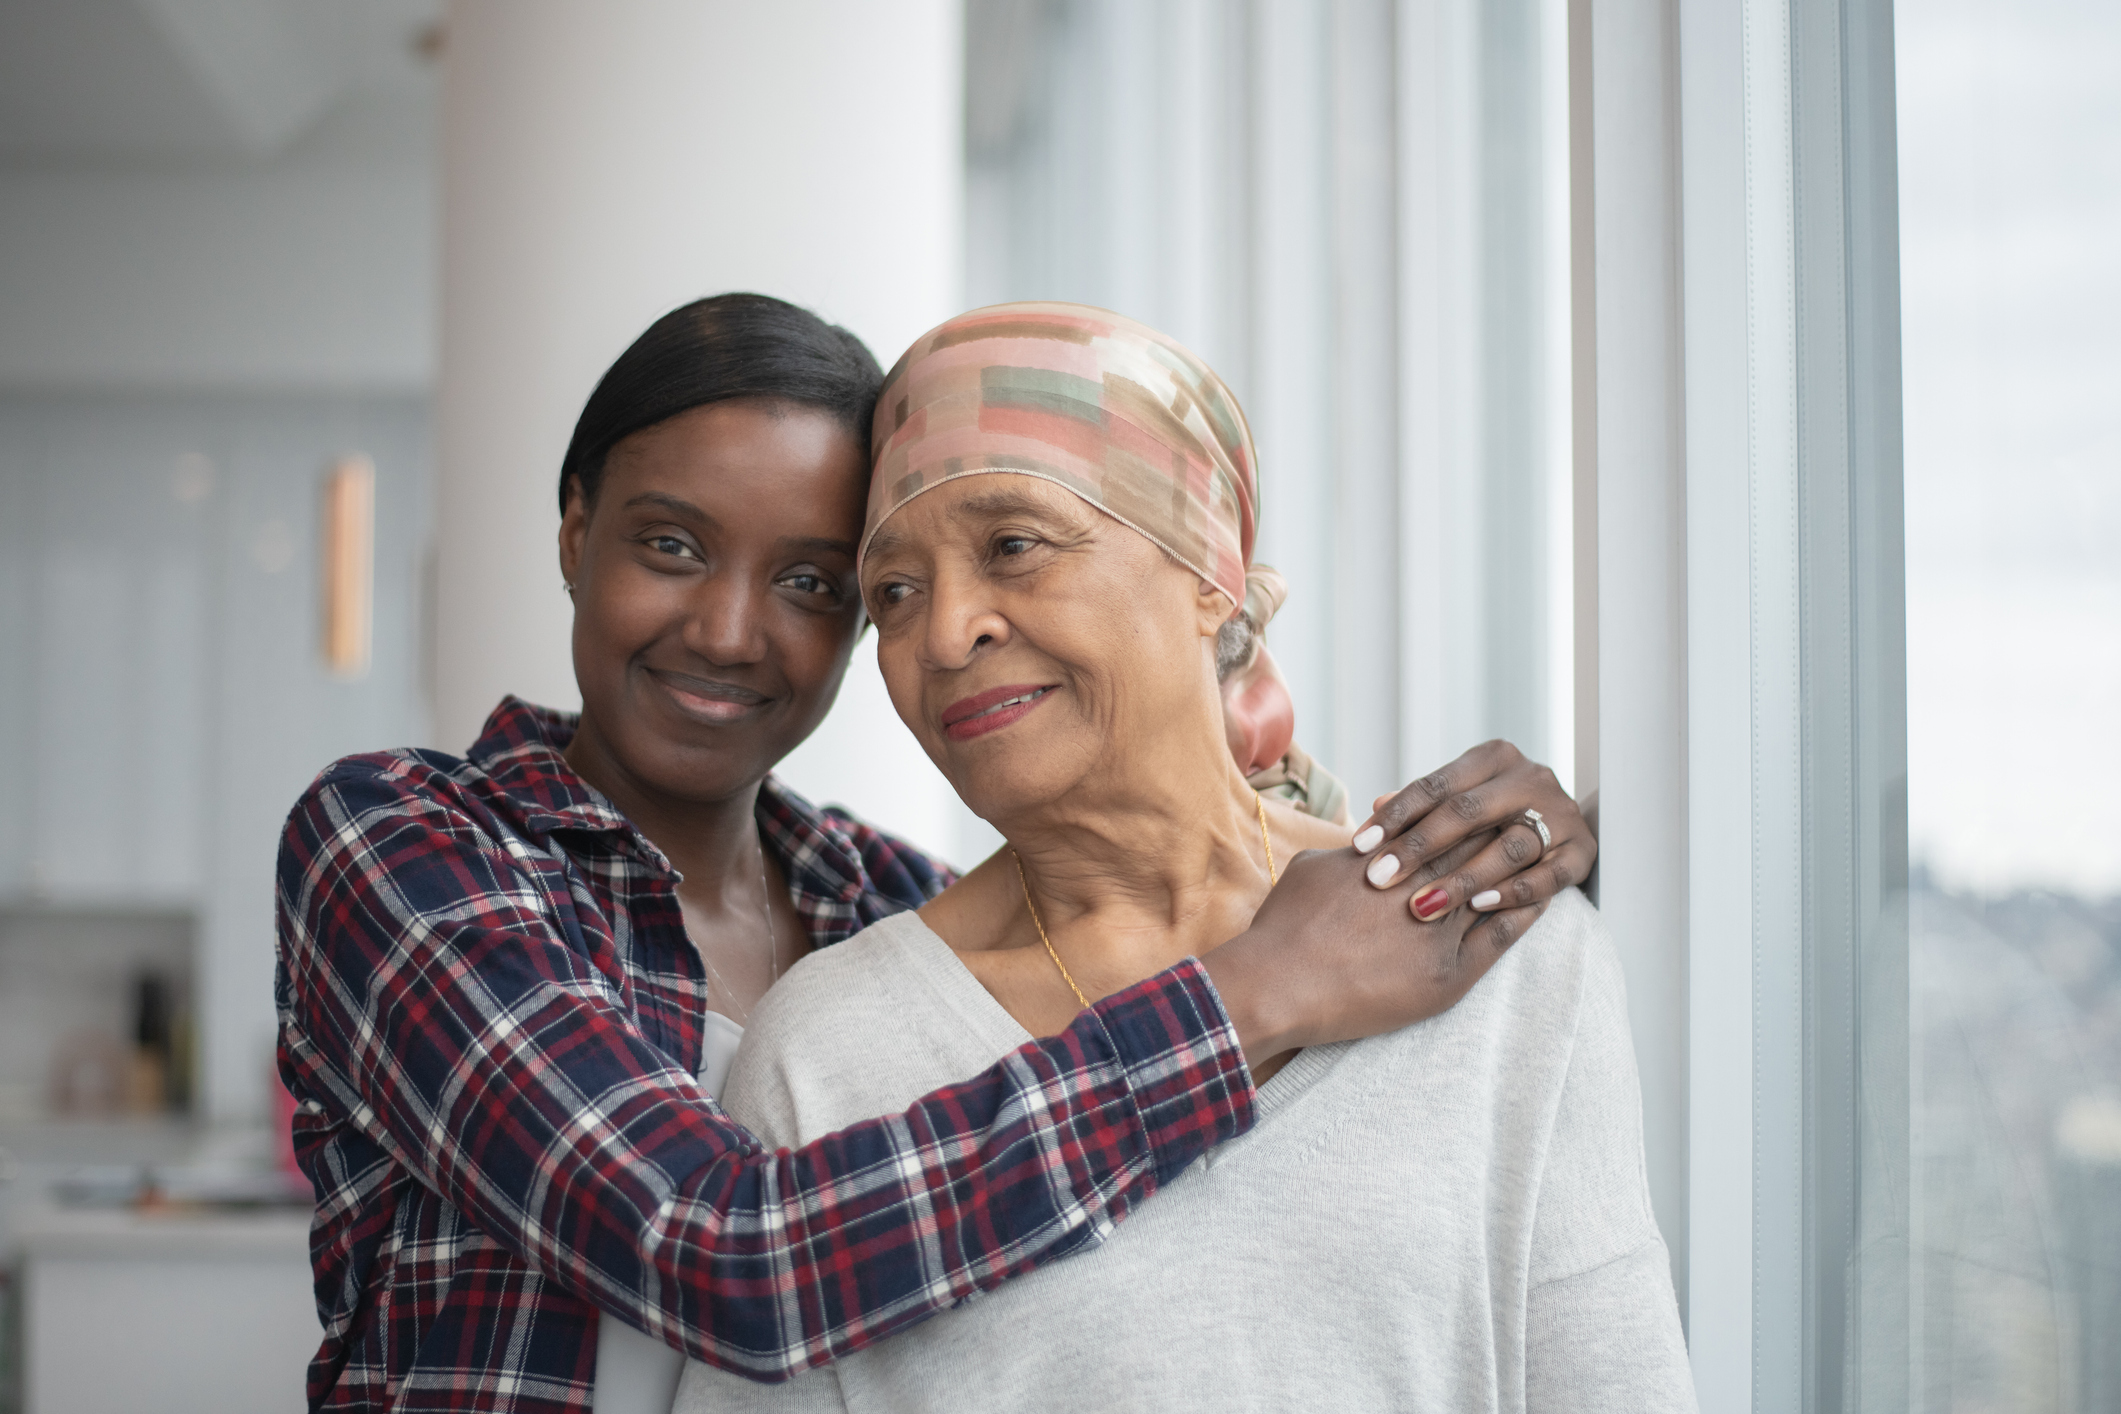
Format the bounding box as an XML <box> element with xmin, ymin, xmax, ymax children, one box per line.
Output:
<box><xmin>0</xmin><ymin>65</ymin><xmax>440</xmax><ymax>1125</ymax></box>
<box><xmin>0</xmin><ymin>87</ymin><xmax>435</xmax><ymax>392</ymax></box>
<box><xmin>436</xmin><ymin>0</ymin><xmax>980</xmax><ymax>862</ymax></box>
<box><xmin>1574</xmin><ymin>0</ymin><xmax>1693</xmax><ymax>1321</ymax></box>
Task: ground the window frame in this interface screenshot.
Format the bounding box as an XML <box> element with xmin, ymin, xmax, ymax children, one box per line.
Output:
<box><xmin>1574</xmin><ymin>0</ymin><xmax>1909</xmax><ymax>1406</ymax></box>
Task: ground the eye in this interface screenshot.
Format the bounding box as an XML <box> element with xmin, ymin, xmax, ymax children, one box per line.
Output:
<box><xmin>777</xmin><ymin>570</ymin><xmax>840</xmax><ymax>601</ymax></box>
<box><xmin>994</xmin><ymin>534</ymin><xmax>1037</xmax><ymax>558</ymax></box>
<box><xmin>875</xmin><ymin>581</ymin><xmax>913</xmax><ymax>607</ymax></box>
<box><xmin>644</xmin><ymin>533</ymin><xmax>699</xmax><ymax>561</ymax></box>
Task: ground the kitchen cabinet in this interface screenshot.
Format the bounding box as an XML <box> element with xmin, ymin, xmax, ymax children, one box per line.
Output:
<box><xmin>20</xmin><ymin>1205</ymin><xmax>317</xmax><ymax>1414</ymax></box>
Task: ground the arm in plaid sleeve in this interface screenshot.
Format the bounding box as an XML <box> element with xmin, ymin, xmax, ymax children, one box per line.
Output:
<box><xmin>276</xmin><ymin>758</ymin><xmax>1255</xmax><ymax>1384</ymax></box>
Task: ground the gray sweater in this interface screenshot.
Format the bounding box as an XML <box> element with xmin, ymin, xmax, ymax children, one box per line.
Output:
<box><xmin>674</xmin><ymin>887</ymin><xmax>1696</xmax><ymax>1413</ymax></box>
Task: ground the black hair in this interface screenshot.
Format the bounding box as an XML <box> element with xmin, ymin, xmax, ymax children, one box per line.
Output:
<box><xmin>556</xmin><ymin>292</ymin><xmax>885</xmax><ymax>514</ymax></box>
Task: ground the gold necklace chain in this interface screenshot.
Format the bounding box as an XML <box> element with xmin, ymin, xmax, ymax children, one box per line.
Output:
<box><xmin>1015</xmin><ymin>794</ymin><xmax>1279</xmax><ymax>1012</ymax></box>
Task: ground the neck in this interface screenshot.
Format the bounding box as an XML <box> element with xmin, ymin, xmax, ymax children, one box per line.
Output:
<box><xmin>994</xmin><ymin>715</ymin><xmax>1272</xmax><ymax>946</ymax></box>
<box><xmin>561</xmin><ymin>713</ymin><xmax>765</xmax><ymax>903</ymax></box>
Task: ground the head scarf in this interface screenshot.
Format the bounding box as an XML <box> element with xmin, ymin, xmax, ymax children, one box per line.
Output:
<box><xmin>860</xmin><ymin>302</ymin><xmax>1283</xmax><ymax>631</ymax></box>
<box><xmin>866</xmin><ymin>302</ymin><xmax>1347</xmax><ymax>820</ymax></box>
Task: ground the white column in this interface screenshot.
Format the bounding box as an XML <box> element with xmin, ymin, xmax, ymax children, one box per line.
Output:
<box><xmin>1677</xmin><ymin>0</ymin><xmax>1758</xmax><ymax>1397</ymax></box>
<box><xmin>1570</xmin><ymin>0</ymin><xmax>1692</xmax><ymax>1324</ymax></box>
<box><xmin>436</xmin><ymin>0</ymin><xmax>976</xmax><ymax>860</ymax></box>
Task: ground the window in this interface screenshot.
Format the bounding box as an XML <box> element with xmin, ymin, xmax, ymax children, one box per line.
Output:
<box><xmin>1899</xmin><ymin>1</ymin><xmax>2121</xmax><ymax>1407</ymax></box>
<box><xmin>968</xmin><ymin>3</ymin><xmax>2119</xmax><ymax>1406</ymax></box>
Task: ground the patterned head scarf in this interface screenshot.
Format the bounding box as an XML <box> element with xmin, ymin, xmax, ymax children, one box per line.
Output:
<box><xmin>860</xmin><ymin>301</ymin><xmax>1282</xmax><ymax>630</ymax></box>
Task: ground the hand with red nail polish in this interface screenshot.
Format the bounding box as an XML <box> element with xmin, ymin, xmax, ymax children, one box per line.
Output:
<box><xmin>1349</xmin><ymin>740</ymin><xmax>1599</xmax><ymax>949</ymax></box>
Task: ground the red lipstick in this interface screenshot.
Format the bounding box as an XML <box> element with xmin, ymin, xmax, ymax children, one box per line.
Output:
<box><xmin>940</xmin><ymin>682</ymin><xmax>1058</xmax><ymax>741</ymax></box>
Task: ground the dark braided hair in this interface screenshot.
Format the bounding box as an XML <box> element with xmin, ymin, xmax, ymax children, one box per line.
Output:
<box><xmin>557</xmin><ymin>292</ymin><xmax>884</xmax><ymax>513</ymax></box>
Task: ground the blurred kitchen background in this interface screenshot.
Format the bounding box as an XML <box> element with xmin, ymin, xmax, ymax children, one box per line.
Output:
<box><xmin>0</xmin><ymin>4</ymin><xmax>440</xmax><ymax>1408</ymax></box>
<box><xmin>0</xmin><ymin>1</ymin><xmax>2113</xmax><ymax>1412</ymax></box>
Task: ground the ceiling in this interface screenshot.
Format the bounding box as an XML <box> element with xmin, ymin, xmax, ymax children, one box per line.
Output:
<box><xmin>0</xmin><ymin>0</ymin><xmax>440</xmax><ymax>163</ymax></box>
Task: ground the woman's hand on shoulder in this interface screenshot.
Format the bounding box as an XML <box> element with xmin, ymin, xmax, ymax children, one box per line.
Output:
<box><xmin>1350</xmin><ymin>739</ymin><xmax>1596</xmax><ymax>951</ymax></box>
<box><xmin>1202</xmin><ymin>842</ymin><xmax>1501</xmax><ymax>1063</ymax></box>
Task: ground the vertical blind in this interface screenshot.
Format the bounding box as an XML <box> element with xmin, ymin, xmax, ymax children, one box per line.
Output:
<box><xmin>964</xmin><ymin>0</ymin><xmax>1575</xmax><ymax>810</ymax></box>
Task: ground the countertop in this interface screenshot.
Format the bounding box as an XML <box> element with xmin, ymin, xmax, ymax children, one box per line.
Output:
<box><xmin>1</xmin><ymin>1118</ymin><xmax>312</xmax><ymax>1264</ymax></box>
<box><xmin>15</xmin><ymin>1200</ymin><xmax>311</xmax><ymax>1261</ymax></box>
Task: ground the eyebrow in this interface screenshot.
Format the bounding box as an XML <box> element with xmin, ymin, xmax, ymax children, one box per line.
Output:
<box><xmin>952</xmin><ymin>486</ymin><xmax>1073</xmax><ymax>523</ymax></box>
<box><xmin>866</xmin><ymin>483</ymin><xmax>1089</xmax><ymax>567</ymax></box>
<box><xmin>623</xmin><ymin>491</ymin><xmax>707</xmax><ymax>522</ymax></box>
<box><xmin>864</xmin><ymin>522</ymin><xmax>910</xmax><ymax>563</ymax></box>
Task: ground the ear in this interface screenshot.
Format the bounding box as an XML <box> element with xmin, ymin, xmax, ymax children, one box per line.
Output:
<box><xmin>558</xmin><ymin>477</ymin><xmax>590</xmax><ymax>589</ymax></box>
<box><xmin>1195</xmin><ymin>578</ymin><xmax>1234</xmax><ymax>639</ymax></box>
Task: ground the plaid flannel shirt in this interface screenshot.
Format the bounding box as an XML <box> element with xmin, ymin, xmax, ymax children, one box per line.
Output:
<box><xmin>274</xmin><ymin>698</ymin><xmax>1255</xmax><ymax>1413</ymax></box>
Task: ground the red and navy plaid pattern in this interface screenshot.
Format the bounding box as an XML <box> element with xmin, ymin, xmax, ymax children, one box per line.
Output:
<box><xmin>274</xmin><ymin>697</ymin><xmax>1254</xmax><ymax>1412</ymax></box>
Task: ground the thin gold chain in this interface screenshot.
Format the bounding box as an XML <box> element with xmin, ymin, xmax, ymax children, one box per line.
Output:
<box><xmin>1015</xmin><ymin>853</ymin><xmax>1090</xmax><ymax>1009</ymax></box>
<box><xmin>1255</xmin><ymin>792</ymin><xmax>1278</xmax><ymax>886</ymax></box>
<box><xmin>1015</xmin><ymin>795</ymin><xmax>1279</xmax><ymax>1012</ymax></box>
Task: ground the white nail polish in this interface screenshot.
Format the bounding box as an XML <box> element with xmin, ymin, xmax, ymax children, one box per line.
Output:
<box><xmin>1471</xmin><ymin>890</ymin><xmax>1502</xmax><ymax>910</ymax></box>
<box><xmin>1366</xmin><ymin>853</ymin><xmax>1401</xmax><ymax>888</ymax></box>
<box><xmin>1352</xmin><ymin>824</ymin><xmax>1384</xmax><ymax>853</ymax></box>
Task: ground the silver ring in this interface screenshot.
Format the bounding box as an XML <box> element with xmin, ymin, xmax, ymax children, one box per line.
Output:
<box><xmin>1520</xmin><ymin>808</ymin><xmax>1551</xmax><ymax>858</ymax></box>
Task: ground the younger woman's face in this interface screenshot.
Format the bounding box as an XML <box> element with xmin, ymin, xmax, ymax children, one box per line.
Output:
<box><xmin>559</xmin><ymin>399</ymin><xmax>869</xmax><ymax>805</ymax></box>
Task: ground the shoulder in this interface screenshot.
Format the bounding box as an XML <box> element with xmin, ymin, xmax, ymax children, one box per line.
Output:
<box><xmin>1524</xmin><ymin>887</ymin><xmax>1630</xmax><ymax>1027</ymax></box>
<box><xmin>299</xmin><ymin>742</ymin><xmax>497</xmax><ymax>813</ymax></box>
<box><xmin>1495</xmin><ymin>886</ymin><xmax>1610</xmax><ymax>989</ymax></box>
<box><xmin>1520</xmin><ymin>889</ymin><xmax>1666</xmax><ymax>1284</ymax></box>
<box><xmin>279</xmin><ymin>745</ymin><xmax>536</xmax><ymax>886</ymax></box>
<box><xmin>746</xmin><ymin>913</ymin><xmax>933</xmax><ymax>1045</ymax></box>
<box><xmin>282</xmin><ymin>747</ymin><xmax>497</xmax><ymax>859</ymax></box>
<box><xmin>755</xmin><ymin>775</ymin><xmax>958</xmax><ymax>915</ymax></box>
<box><xmin>1397</xmin><ymin>887</ymin><xmax>1613</xmax><ymax>1060</ymax></box>
<box><xmin>276</xmin><ymin>746</ymin><xmax>557</xmax><ymax>954</ymax></box>
<box><xmin>821</xmin><ymin>805</ymin><xmax>958</xmax><ymax>905</ymax></box>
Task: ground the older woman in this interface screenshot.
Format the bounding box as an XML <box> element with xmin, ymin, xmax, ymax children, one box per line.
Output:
<box><xmin>673</xmin><ymin>303</ymin><xmax>1691</xmax><ymax>1413</ymax></box>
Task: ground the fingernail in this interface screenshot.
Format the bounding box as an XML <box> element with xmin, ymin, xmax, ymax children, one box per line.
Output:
<box><xmin>1352</xmin><ymin>824</ymin><xmax>1384</xmax><ymax>853</ymax></box>
<box><xmin>1471</xmin><ymin>890</ymin><xmax>1502</xmax><ymax>910</ymax></box>
<box><xmin>1366</xmin><ymin>853</ymin><xmax>1401</xmax><ymax>888</ymax></box>
<box><xmin>1413</xmin><ymin>887</ymin><xmax>1450</xmax><ymax>920</ymax></box>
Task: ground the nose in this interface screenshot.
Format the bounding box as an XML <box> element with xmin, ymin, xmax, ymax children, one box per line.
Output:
<box><xmin>681</xmin><ymin>570</ymin><xmax>769</xmax><ymax>667</ymax></box>
<box><xmin>920</xmin><ymin>563</ymin><xmax>1012</xmax><ymax>670</ymax></box>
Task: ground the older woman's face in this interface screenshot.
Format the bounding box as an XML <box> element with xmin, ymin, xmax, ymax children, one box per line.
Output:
<box><xmin>862</xmin><ymin>474</ymin><xmax>1230</xmax><ymax>817</ymax></box>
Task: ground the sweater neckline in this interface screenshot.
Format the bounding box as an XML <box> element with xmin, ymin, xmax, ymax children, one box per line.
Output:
<box><xmin>886</xmin><ymin>911</ymin><xmax>1351</xmax><ymax>1119</ymax></box>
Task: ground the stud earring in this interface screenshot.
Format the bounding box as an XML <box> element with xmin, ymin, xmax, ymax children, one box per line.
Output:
<box><xmin>563</xmin><ymin>581</ymin><xmax>575</xmax><ymax>596</ymax></box>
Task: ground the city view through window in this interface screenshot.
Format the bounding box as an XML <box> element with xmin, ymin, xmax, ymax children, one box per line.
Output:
<box><xmin>1899</xmin><ymin>1</ymin><xmax>2121</xmax><ymax>1407</ymax></box>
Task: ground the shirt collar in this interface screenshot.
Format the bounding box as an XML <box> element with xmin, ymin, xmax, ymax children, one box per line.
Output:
<box><xmin>467</xmin><ymin>696</ymin><xmax>871</xmax><ymax>901</ymax></box>
<box><xmin>467</xmin><ymin>696</ymin><xmax>639</xmax><ymax>840</ymax></box>
<box><xmin>755</xmin><ymin>775</ymin><xmax>870</xmax><ymax>906</ymax></box>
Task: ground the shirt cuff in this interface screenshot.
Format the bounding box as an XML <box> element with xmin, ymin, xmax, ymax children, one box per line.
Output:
<box><xmin>1085</xmin><ymin>957</ymin><xmax>1258</xmax><ymax>1188</ymax></box>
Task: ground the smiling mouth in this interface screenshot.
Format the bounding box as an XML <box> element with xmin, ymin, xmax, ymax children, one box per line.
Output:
<box><xmin>650</xmin><ymin>670</ymin><xmax>772</xmax><ymax>722</ymax></box>
<box><xmin>940</xmin><ymin>684</ymin><xmax>1058</xmax><ymax>741</ymax></box>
